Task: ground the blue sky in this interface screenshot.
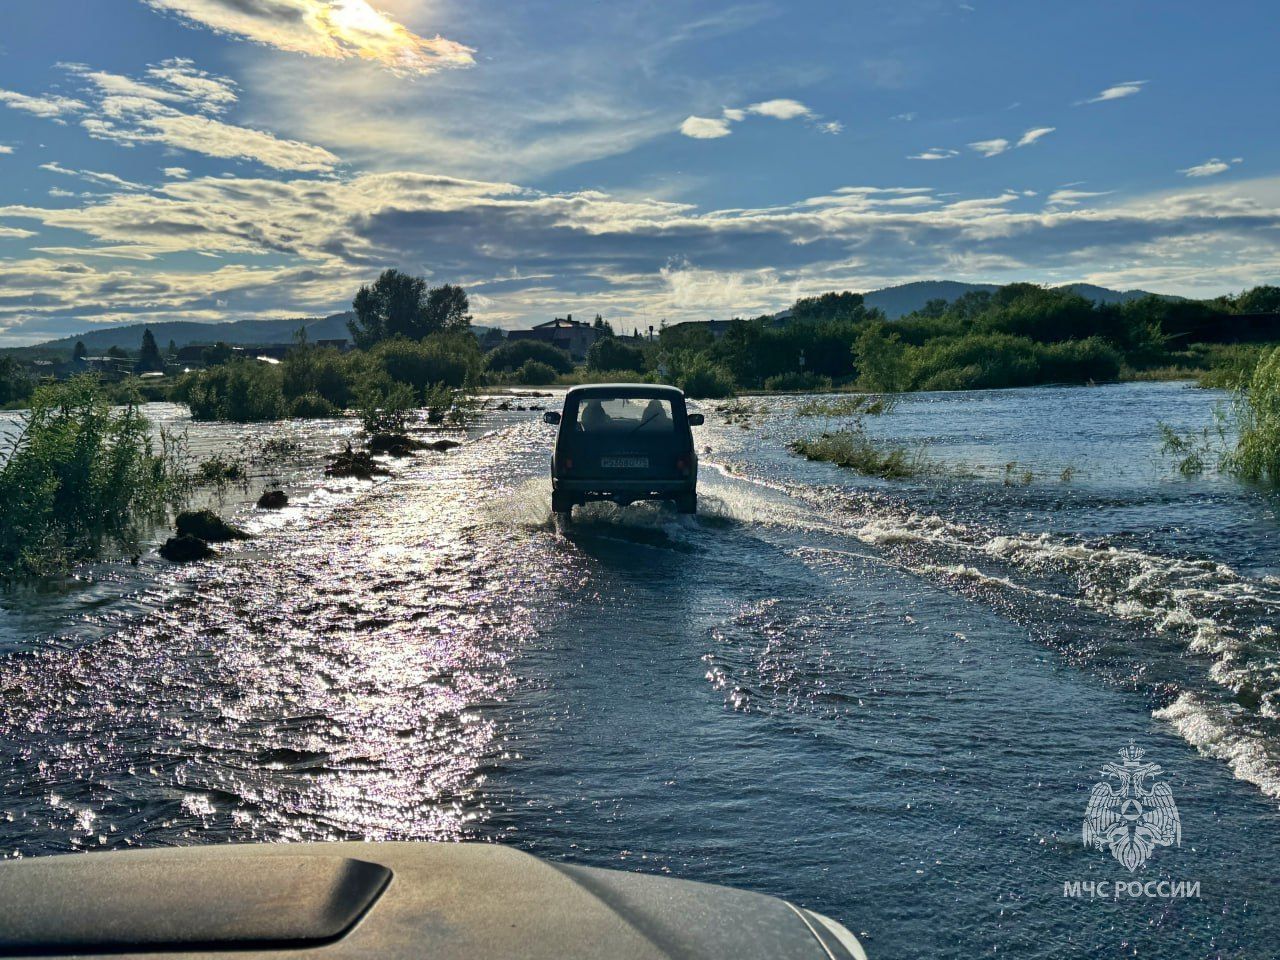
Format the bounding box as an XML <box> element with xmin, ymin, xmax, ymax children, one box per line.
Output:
<box><xmin>0</xmin><ymin>0</ymin><xmax>1276</xmax><ymax>344</ymax></box>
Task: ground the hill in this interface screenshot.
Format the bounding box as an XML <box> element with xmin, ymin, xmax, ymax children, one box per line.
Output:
<box><xmin>861</xmin><ymin>281</ymin><xmax>1178</xmax><ymax>319</ymax></box>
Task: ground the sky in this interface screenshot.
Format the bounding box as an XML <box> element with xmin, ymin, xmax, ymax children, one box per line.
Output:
<box><xmin>0</xmin><ymin>0</ymin><xmax>1277</xmax><ymax>345</ymax></box>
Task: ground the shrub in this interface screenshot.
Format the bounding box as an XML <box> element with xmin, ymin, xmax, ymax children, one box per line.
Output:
<box><xmin>282</xmin><ymin>347</ymin><xmax>352</xmax><ymax>409</ymax></box>
<box><xmin>367</xmin><ymin>334</ymin><xmax>479</xmax><ymax>397</ymax></box>
<box><xmin>1225</xmin><ymin>346</ymin><xmax>1280</xmax><ymax>484</ymax></box>
<box><xmin>289</xmin><ymin>391</ymin><xmax>338</xmax><ymax>418</ymax></box>
<box><xmin>485</xmin><ymin>340</ymin><xmax>574</xmax><ymax>374</ymax></box>
<box><xmin>516</xmin><ymin>360</ymin><xmax>557</xmax><ymax>385</ymax></box>
<box><xmin>586</xmin><ymin>337</ymin><xmax>646</xmax><ymax>372</ymax></box>
<box><xmin>176</xmin><ymin>360</ymin><xmax>286</xmax><ymax>422</ymax></box>
<box><xmin>790</xmin><ymin>431</ymin><xmax>929</xmax><ymax>479</ymax></box>
<box><xmin>1038</xmin><ymin>337</ymin><xmax>1122</xmax><ymax>384</ymax></box>
<box><xmin>0</xmin><ymin>378</ymin><xmax>185</xmax><ymax>576</ymax></box>
<box><xmin>763</xmin><ymin>371</ymin><xmax>833</xmax><ymax>392</ymax></box>
<box><xmin>677</xmin><ymin>359</ymin><xmax>736</xmax><ymax>398</ymax></box>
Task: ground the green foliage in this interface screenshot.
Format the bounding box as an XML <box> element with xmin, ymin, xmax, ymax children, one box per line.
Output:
<box><xmin>516</xmin><ymin>360</ymin><xmax>557</xmax><ymax>384</ymax></box>
<box><xmin>289</xmin><ymin>392</ymin><xmax>338</xmax><ymax>418</ymax></box>
<box><xmin>348</xmin><ymin>270</ymin><xmax>470</xmax><ymax>347</ymax></box>
<box><xmin>763</xmin><ymin>371</ymin><xmax>833</xmax><ymax>392</ymax></box>
<box><xmin>363</xmin><ymin>334</ymin><xmax>480</xmax><ymax>397</ymax></box>
<box><xmin>0</xmin><ymin>378</ymin><xmax>184</xmax><ymax>576</ymax></box>
<box><xmin>586</xmin><ymin>336</ymin><xmax>646</xmax><ymax>372</ymax></box>
<box><xmin>674</xmin><ymin>357</ymin><xmax>735</xmax><ymax>398</ymax></box>
<box><xmin>176</xmin><ymin>359</ymin><xmax>286</xmax><ymax>421</ymax></box>
<box><xmin>485</xmin><ymin>339</ymin><xmax>574</xmax><ymax>374</ymax></box>
<box><xmin>356</xmin><ymin>376</ymin><xmax>417</xmax><ymax>434</ymax></box>
<box><xmin>1224</xmin><ymin>346</ymin><xmax>1280</xmax><ymax>484</ymax></box>
<box><xmin>0</xmin><ymin>357</ymin><xmax>34</xmax><ymax>408</ymax></box>
<box><xmin>282</xmin><ymin>346</ymin><xmax>352</xmax><ymax>408</ymax></box>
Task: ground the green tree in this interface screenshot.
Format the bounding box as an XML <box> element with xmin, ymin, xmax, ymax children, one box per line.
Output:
<box><xmin>136</xmin><ymin>328</ymin><xmax>163</xmax><ymax>372</ymax></box>
<box><xmin>586</xmin><ymin>336</ymin><xmax>645</xmax><ymax>372</ymax></box>
<box><xmin>73</xmin><ymin>341</ymin><xmax>87</xmax><ymax>361</ymax></box>
<box><xmin>106</xmin><ymin>346</ymin><xmax>128</xmax><ymax>360</ymax></box>
<box><xmin>167</xmin><ymin>339</ymin><xmax>178</xmax><ymax>358</ymax></box>
<box><xmin>1234</xmin><ymin>285</ymin><xmax>1280</xmax><ymax>314</ymax></box>
<box><xmin>202</xmin><ymin>342</ymin><xmax>235</xmax><ymax>366</ymax></box>
<box><xmin>349</xmin><ymin>270</ymin><xmax>471</xmax><ymax>347</ymax></box>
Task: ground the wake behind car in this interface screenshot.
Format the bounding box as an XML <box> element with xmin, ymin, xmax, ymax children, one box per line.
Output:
<box><xmin>545</xmin><ymin>384</ymin><xmax>703</xmax><ymax>518</ymax></box>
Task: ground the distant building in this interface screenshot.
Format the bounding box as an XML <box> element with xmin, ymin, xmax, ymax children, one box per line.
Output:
<box><xmin>507</xmin><ymin>314</ymin><xmax>602</xmax><ymax>359</ymax></box>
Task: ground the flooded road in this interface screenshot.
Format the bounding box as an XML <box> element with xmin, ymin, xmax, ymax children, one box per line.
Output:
<box><xmin>2</xmin><ymin>382</ymin><xmax>1279</xmax><ymax>959</ymax></box>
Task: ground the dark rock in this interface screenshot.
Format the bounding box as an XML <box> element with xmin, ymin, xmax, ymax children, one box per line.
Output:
<box><xmin>423</xmin><ymin>438</ymin><xmax>462</xmax><ymax>452</ymax></box>
<box><xmin>257</xmin><ymin>490</ymin><xmax>288</xmax><ymax>509</ymax></box>
<box><xmin>160</xmin><ymin>535</ymin><xmax>216</xmax><ymax>563</ymax></box>
<box><xmin>326</xmin><ymin>446</ymin><xmax>391</xmax><ymax>479</ymax></box>
<box><xmin>176</xmin><ymin>509</ymin><xmax>249</xmax><ymax>542</ymax></box>
<box><xmin>495</xmin><ymin>400</ymin><xmax>512</xmax><ymax>411</ymax></box>
<box><xmin>367</xmin><ymin>433</ymin><xmax>424</xmax><ymax>456</ymax></box>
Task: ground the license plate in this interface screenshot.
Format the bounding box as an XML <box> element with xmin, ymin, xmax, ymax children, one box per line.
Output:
<box><xmin>601</xmin><ymin>456</ymin><xmax>649</xmax><ymax>469</ymax></box>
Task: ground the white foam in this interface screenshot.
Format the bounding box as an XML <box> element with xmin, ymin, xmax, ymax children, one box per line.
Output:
<box><xmin>1154</xmin><ymin>693</ymin><xmax>1280</xmax><ymax>801</ymax></box>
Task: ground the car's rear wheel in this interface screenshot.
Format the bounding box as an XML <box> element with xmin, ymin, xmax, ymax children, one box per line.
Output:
<box><xmin>676</xmin><ymin>491</ymin><xmax>697</xmax><ymax>514</ymax></box>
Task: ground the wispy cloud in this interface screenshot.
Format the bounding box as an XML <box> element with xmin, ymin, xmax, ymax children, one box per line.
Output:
<box><xmin>679</xmin><ymin>116</ymin><xmax>732</xmax><ymax>139</ymax></box>
<box><xmin>908</xmin><ymin>147</ymin><xmax>958</xmax><ymax>160</ymax></box>
<box><xmin>1179</xmin><ymin>157</ymin><xmax>1242</xmax><ymax>178</ymax></box>
<box><xmin>0</xmin><ymin>89</ymin><xmax>86</xmax><ymax>119</ymax></box>
<box><xmin>0</xmin><ymin>145</ymin><xmax>14</xmax><ymax>155</ymax></box>
<box><xmin>1047</xmin><ymin>188</ymin><xmax>1111</xmax><ymax>206</ymax></box>
<box><xmin>1016</xmin><ymin>126</ymin><xmax>1055</xmax><ymax>147</ymax></box>
<box><xmin>1083</xmin><ymin>80</ymin><xmax>1147</xmax><ymax>104</ymax></box>
<box><xmin>141</xmin><ymin>0</ymin><xmax>474</xmax><ymax>76</ymax></box>
<box><xmin>39</xmin><ymin>161</ymin><xmax>146</xmax><ymax>191</ymax></box>
<box><xmin>0</xmin><ymin>61</ymin><xmax>339</xmax><ymax>173</ymax></box>
<box><xmin>968</xmin><ymin>138</ymin><xmax>1010</xmax><ymax>157</ymax></box>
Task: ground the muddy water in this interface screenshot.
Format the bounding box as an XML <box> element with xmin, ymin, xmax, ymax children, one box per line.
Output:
<box><xmin>1</xmin><ymin>383</ymin><xmax>1278</xmax><ymax>959</ymax></box>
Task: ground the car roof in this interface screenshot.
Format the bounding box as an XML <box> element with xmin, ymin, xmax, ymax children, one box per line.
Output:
<box><xmin>565</xmin><ymin>383</ymin><xmax>684</xmax><ymax>399</ymax></box>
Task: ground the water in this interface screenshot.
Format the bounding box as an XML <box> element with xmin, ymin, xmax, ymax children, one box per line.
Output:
<box><xmin>2</xmin><ymin>382</ymin><xmax>1279</xmax><ymax>958</ymax></box>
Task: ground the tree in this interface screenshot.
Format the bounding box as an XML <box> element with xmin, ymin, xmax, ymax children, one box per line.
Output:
<box><xmin>167</xmin><ymin>339</ymin><xmax>178</xmax><ymax>358</ymax></box>
<box><xmin>592</xmin><ymin>314</ymin><xmax>614</xmax><ymax>337</ymax></box>
<box><xmin>202</xmin><ymin>342</ymin><xmax>235</xmax><ymax>366</ymax></box>
<box><xmin>348</xmin><ymin>270</ymin><xmax>471</xmax><ymax>347</ymax></box>
<box><xmin>1235</xmin><ymin>285</ymin><xmax>1280</xmax><ymax>315</ymax></box>
<box><xmin>106</xmin><ymin>345</ymin><xmax>128</xmax><ymax>359</ymax></box>
<box><xmin>136</xmin><ymin>328</ymin><xmax>163</xmax><ymax>372</ymax></box>
<box><xmin>73</xmin><ymin>341</ymin><xmax>87</xmax><ymax>361</ymax></box>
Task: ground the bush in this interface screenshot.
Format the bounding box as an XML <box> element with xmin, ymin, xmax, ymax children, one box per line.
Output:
<box><xmin>290</xmin><ymin>391</ymin><xmax>338</xmax><ymax>418</ymax></box>
<box><xmin>366</xmin><ymin>334</ymin><xmax>479</xmax><ymax>397</ymax></box>
<box><xmin>516</xmin><ymin>360</ymin><xmax>557</xmax><ymax>385</ymax></box>
<box><xmin>790</xmin><ymin>431</ymin><xmax>929</xmax><ymax>479</ymax></box>
<box><xmin>763</xmin><ymin>371</ymin><xmax>833</xmax><ymax>392</ymax></box>
<box><xmin>0</xmin><ymin>378</ymin><xmax>184</xmax><ymax>576</ymax></box>
<box><xmin>586</xmin><ymin>337</ymin><xmax>646</xmax><ymax>372</ymax></box>
<box><xmin>677</xmin><ymin>359</ymin><xmax>736</xmax><ymax>398</ymax></box>
<box><xmin>176</xmin><ymin>360</ymin><xmax>286</xmax><ymax>422</ymax></box>
<box><xmin>1038</xmin><ymin>337</ymin><xmax>1122</xmax><ymax>384</ymax></box>
<box><xmin>486</xmin><ymin>340</ymin><xmax>574</xmax><ymax>374</ymax></box>
<box><xmin>282</xmin><ymin>347</ymin><xmax>352</xmax><ymax>409</ymax></box>
<box><xmin>1225</xmin><ymin>346</ymin><xmax>1280</xmax><ymax>484</ymax></box>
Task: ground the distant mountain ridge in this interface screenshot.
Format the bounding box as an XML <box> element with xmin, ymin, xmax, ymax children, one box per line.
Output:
<box><xmin>861</xmin><ymin>281</ymin><xmax>1180</xmax><ymax>319</ymax></box>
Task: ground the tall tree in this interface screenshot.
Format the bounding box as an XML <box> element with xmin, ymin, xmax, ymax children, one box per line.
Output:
<box><xmin>349</xmin><ymin>270</ymin><xmax>471</xmax><ymax>347</ymax></box>
<box><xmin>137</xmin><ymin>328</ymin><xmax>163</xmax><ymax>372</ymax></box>
<box><xmin>167</xmin><ymin>339</ymin><xmax>178</xmax><ymax>358</ymax></box>
<box><xmin>73</xmin><ymin>340</ymin><xmax>87</xmax><ymax>361</ymax></box>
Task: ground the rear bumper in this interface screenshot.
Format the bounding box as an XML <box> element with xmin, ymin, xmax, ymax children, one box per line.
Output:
<box><xmin>554</xmin><ymin>477</ymin><xmax>694</xmax><ymax>499</ymax></box>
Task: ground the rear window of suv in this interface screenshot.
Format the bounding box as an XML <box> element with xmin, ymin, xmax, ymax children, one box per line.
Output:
<box><xmin>576</xmin><ymin>397</ymin><xmax>675</xmax><ymax>433</ymax></box>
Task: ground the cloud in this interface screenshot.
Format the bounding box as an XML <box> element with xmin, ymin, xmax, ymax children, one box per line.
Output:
<box><xmin>6</xmin><ymin>167</ymin><xmax>1280</xmax><ymax>342</ymax></box>
<box><xmin>1180</xmin><ymin>157</ymin><xmax>1242</xmax><ymax>178</ymax></box>
<box><xmin>747</xmin><ymin>98</ymin><xmax>813</xmax><ymax>120</ymax></box>
<box><xmin>969</xmin><ymin>138</ymin><xmax>1010</xmax><ymax>157</ymax></box>
<box><xmin>681</xmin><ymin>98</ymin><xmax>834</xmax><ymax>139</ymax></box>
<box><xmin>1084</xmin><ymin>80</ymin><xmax>1147</xmax><ymax>103</ymax></box>
<box><xmin>163</xmin><ymin>167</ymin><xmax>191</xmax><ymax>179</ymax></box>
<box><xmin>680</xmin><ymin>115</ymin><xmax>733</xmax><ymax>139</ymax></box>
<box><xmin>908</xmin><ymin>147</ymin><xmax>958</xmax><ymax>160</ymax></box>
<box><xmin>891</xmin><ymin>112</ymin><xmax>916</xmax><ymax>122</ymax></box>
<box><xmin>1</xmin><ymin>62</ymin><xmax>339</xmax><ymax>173</ymax></box>
<box><xmin>1016</xmin><ymin>126</ymin><xmax>1055</xmax><ymax>147</ymax></box>
<box><xmin>0</xmin><ymin>145</ymin><xmax>14</xmax><ymax>155</ymax></box>
<box><xmin>141</xmin><ymin>0</ymin><xmax>474</xmax><ymax>76</ymax></box>
<box><xmin>0</xmin><ymin>89</ymin><xmax>86</xmax><ymax>119</ymax></box>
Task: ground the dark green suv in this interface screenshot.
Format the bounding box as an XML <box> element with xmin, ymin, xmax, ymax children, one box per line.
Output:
<box><xmin>546</xmin><ymin>384</ymin><xmax>703</xmax><ymax>518</ymax></box>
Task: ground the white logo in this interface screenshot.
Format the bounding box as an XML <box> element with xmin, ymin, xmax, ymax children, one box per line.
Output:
<box><xmin>1082</xmin><ymin>741</ymin><xmax>1181</xmax><ymax>872</ymax></box>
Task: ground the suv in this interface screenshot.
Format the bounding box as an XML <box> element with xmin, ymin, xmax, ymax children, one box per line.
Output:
<box><xmin>545</xmin><ymin>384</ymin><xmax>703</xmax><ymax>518</ymax></box>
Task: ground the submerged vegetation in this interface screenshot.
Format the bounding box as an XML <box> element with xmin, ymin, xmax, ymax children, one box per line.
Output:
<box><xmin>0</xmin><ymin>378</ymin><xmax>186</xmax><ymax>577</ymax></box>
<box><xmin>789</xmin><ymin>392</ymin><xmax>933</xmax><ymax>480</ymax></box>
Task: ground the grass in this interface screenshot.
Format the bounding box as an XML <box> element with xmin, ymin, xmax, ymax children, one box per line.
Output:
<box><xmin>796</xmin><ymin>394</ymin><xmax>894</xmax><ymax>418</ymax></box>
<box><xmin>1224</xmin><ymin>346</ymin><xmax>1280</xmax><ymax>484</ymax></box>
<box><xmin>790</xmin><ymin>431</ymin><xmax>931</xmax><ymax>480</ymax></box>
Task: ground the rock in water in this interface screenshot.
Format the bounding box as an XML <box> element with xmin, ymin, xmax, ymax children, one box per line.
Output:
<box><xmin>367</xmin><ymin>433</ymin><xmax>422</xmax><ymax>457</ymax></box>
<box><xmin>175</xmin><ymin>509</ymin><xmax>250</xmax><ymax>542</ymax></box>
<box><xmin>159</xmin><ymin>535</ymin><xmax>216</xmax><ymax>563</ymax></box>
<box><xmin>424</xmin><ymin>438</ymin><xmax>462</xmax><ymax>451</ymax></box>
<box><xmin>257</xmin><ymin>490</ymin><xmax>288</xmax><ymax>509</ymax></box>
<box><xmin>326</xmin><ymin>447</ymin><xmax>390</xmax><ymax>479</ymax></box>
